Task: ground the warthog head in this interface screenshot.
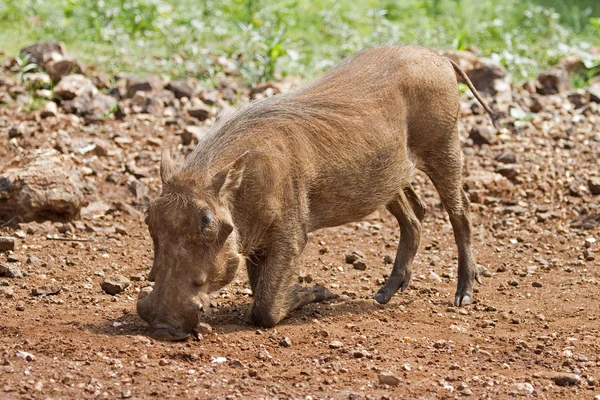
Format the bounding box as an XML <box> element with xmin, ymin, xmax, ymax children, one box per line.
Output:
<box><xmin>137</xmin><ymin>150</ymin><xmax>247</xmax><ymax>341</ymax></box>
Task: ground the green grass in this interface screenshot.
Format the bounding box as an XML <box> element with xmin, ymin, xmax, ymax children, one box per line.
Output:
<box><xmin>0</xmin><ymin>0</ymin><xmax>599</xmax><ymax>85</ymax></box>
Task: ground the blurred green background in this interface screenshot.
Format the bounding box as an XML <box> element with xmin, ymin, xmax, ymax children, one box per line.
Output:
<box><xmin>1</xmin><ymin>0</ymin><xmax>599</xmax><ymax>83</ymax></box>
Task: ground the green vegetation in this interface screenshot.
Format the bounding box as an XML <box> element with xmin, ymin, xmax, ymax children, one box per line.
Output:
<box><xmin>1</xmin><ymin>0</ymin><xmax>599</xmax><ymax>84</ymax></box>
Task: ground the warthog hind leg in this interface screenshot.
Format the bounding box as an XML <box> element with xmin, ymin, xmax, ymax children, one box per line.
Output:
<box><xmin>374</xmin><ymin>185</ymin><xmax>425</xmax><ymax>304</ymax></box>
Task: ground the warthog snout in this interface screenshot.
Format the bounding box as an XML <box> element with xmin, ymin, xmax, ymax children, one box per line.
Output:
<box><xmin>136</xmin><ymin>288</ymin><xmax>204</xmax><ymax>341</ymax></box>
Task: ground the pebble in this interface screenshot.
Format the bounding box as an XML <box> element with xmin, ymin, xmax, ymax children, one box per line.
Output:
<box><xmin>0</xmin><ymin>287</ymin><xmax>14</xmax><ymax>298</ymax></box>
<box><xmin>15</xmin><ymin>351</ymin><xmax>35</xmax><ymax>361</ymax></box>
<box><xmin>6</xmin><ymin>254</ymin><xmax>19</xmax><ymax>263</ymax></box>
<box><xmin>0</xmin><ymin>237</ymin><xmax>15</xmax><ymax>252</ymax></box>
<box><xmin>345</xmin><ymin>251</ymin><xmax>364</xmax><ymax>264</ymax></box>
<box><xmin>352</xmin><ymin>260</ymin><xmax>367</xmax><ymax>271</ymax></box>
<box><xmin>428</xmin><ymin>271</ymin><xmax>442</xmax><ymax>282</ymax></box>
<box><xmin>196</xmin><ymin>322</ymin><xmax>213</xmax><ymax>335</ymax></box>
<box><xmin>532</xmin><ymin>281</ymin><xmax>543</xmax><ymax>288</ymax></box>
<box><xmin>0</xmin><ymin>264</ymin><xmax>23</xmax><ymax>278</ymax></box>
<box><xmin>121</xmin><ymin>389</ymin><xmax>132</xmax><ymax>398</ymax></box>
<box><xmin>329</xmin><ymin>340</ymin><xmax>343</xmax><ymax>349</ymax></box>
<box><xmin>31</xmin><ymin>282</ymin><xmax>62</xmax><ymax>296</ymax></box>
<box><xmin>553</xmin><ymin>373</ymin><xmax>581</xmax><ymax>386</ymax></box>
<box><xmin>279</xmin><ymin>337</ymin><xmax>292</xmax><ymax>347</ymax></box>
<box><xmin>378</xmin><ymin>372</ymin><xmax>401</xmax><ymax>386</ymax></box>
<box><xmin>512</xmin><ymin>382</ymin><xmax>534</xmax><ymax>395</ymax></box>
<box><xmin>101</xmin><ymin>275</ymin><xmax>131</xmax><ymax>295</ymax></box>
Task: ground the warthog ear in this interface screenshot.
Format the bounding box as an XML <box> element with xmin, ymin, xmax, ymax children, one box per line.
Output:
<box><xmin>212</xmin><ymin>151</ymin><xmax>250</xmax><ymax>197</ymax></box>
<box><xmin>160</xmin><ymin>148</ymin><xmax>175</xmax><ymax>184</ymax></box>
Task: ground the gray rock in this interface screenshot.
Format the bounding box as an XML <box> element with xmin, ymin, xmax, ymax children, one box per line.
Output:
<box><xmin>553</xmin><ymin>373</ymin><xmax>581</xmax><ymax>386</ymax></box>
<box><xmin>512</xmin><ymin>382</ymin><xmax>534</xmax><ymax>396</ymax></box>
<box><xmin>187</xmin><ymin>105</ymin><xmax>212</xmax><ymax>121</ymax></box>
<box><xmin>495</xmin><ymin>151</ymin><xmax>517</xmax><ymax>164</ymax></box>
<box><xmin>352</xmin><ymin>260</ymin><xmax>367</xmax><ymax>271</ymax></box>
<box><xmin>0</xmin><ymin>264</ymin><xmax>23</xmax><ymax>278</ymax></box>
<box><xmin>126</xmin><ymin>76</ymin><xmax>162</xmax><ymax>98</ymax></box>
<box><xmin>588</xmin><ymin>84</ymin><xmax>600</xmax><ymax>103</ymax></box>
<box><xmin>345</xmin><ymin>251</ymin><xmax>364</xmax><ymax>264</ymax></box>
<box><xmin>279</xmin><ymin>337</ymin><xmax>292</xmax><ymax>347</ymax></box>
<box><xmin>589</xmin><ymin>178</ymin><xmax>600</xmax><ymax>195</ymax></box>
<box><xmin>469</xmin><ymin>125</ymin><xmax>496</xmax><ymax>145</ymax></box>
<box><xmin>20</xmin><ymin>42</ymin><xmax>66</xmax><ymax>66</ymax></box>
<box><xmin>536</xmin><ymin>67</ymin><xmax>572</xmax><ymax>95</ymax></box>
<box><xmin>101</xmin><ymin>275</ymin><xmax>131</xmax><ymax>295</ymax></box>
<box><xmin>329</xmin><ymin>340</ymin><xmax>343</xmax><ymax>349</ymax></box>
<box><xmin>166</xmin><ymin>80</ymin><xmax>195</xmax><ymax>99</ymax></box>
<box><xmin>378</xmin><ymin>372</ymin><xmax>401</xmax><ymax>386</ymax></box>
<box><xmin>45</xmin><ymin>58</ymin><xmax>85</xmax><ymax>83</ymax></box>
<box><xmin>0</xmin><ymin>149</ymin><xmax>86</xmax><ymax>221</ymax></box>
<box><xmin>196</xmin><ymin>322</ymin><xmax>213</xmax><ymax>335</ymax></box>
<box><xmin>0</xmin><ymin>237</ymin><xmax>15</xmax><ymax>252</ymax></box>
<box><xmin>53</xmin><ymin>74</ymin><xmax>97</xmax><ymax>100</ymax></box>
<box><xmin>40</xmin><ymin>101</ymin><xmax>58</xmax><ymax>118</ymax></box>
<box><xmin>31</xmin><ymin>282</ymin><xmax>62</xmax><ymax>296</ymax></box>
<box><xmin>0</xmin><ymin>286</ymin><xmax>14</xmax><ymax>298</ymax></box>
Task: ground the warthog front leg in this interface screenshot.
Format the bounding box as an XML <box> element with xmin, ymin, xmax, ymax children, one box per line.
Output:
<box><xmin>374</xmin><ymin>185</ymin><xmax>425</xmax><ymax>304</ymax></box>
<box><xmin>246</xmin><ymin>238</ymin><xmax>336</xmax><ymax>328</ymax></box>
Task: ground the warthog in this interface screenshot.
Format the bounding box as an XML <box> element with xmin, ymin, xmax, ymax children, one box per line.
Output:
<box><xmin>137</xmin><ymin>46</ymin><xmax>496</xmax><ymax>340</ymax></box>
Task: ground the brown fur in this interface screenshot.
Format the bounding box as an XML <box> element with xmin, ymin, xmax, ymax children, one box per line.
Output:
<box><xmin>137</xmin><ymin>46</ymin><xmax>494</xmax><ymax>339</ymax></box>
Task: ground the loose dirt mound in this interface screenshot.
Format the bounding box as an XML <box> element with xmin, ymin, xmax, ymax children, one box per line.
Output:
<box><xmin>0</xmin><ymin>44</ymin><xmax>599</xmax><ymax>399</ymax></box>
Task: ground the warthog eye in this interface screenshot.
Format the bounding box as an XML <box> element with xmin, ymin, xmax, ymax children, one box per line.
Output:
<box><xmin>201</xmin><ymin>211</ymin><xmax>213</xmax><ymax>230</ymax></box>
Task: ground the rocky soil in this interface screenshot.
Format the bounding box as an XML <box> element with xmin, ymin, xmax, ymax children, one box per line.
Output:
<box><xmin>0</xmin><ymin>43</ymin><xmax>599</xmax><ymax>399</ymax></box>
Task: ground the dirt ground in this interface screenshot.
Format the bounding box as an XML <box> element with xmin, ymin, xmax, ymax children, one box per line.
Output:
<box><xmin>1</xmin><ymin>53</ymin><xmax>600</xmax><ymax>399</ymax></box>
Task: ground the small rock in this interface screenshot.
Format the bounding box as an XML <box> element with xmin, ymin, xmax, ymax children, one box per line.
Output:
<box><xmin>428</xmin><ymin>271</ymin><xmax>442</xmax><ymax>282</ymax></box>
<box><xmin>159</xmin><ymin>358</ymin><xmax>170</xmax><ymax>366</ymax></box>
<box><xmin>187</xmin><ymin>105</ymin><xmax>212</xmax><ymax>121</ymax></box>
<box><xmin>0</xmin><ymin>237</ymin><xmax>15</xmax><ymax>252</ymax></box>
<box><xmin>196</xmin><ymin>322</ymin><xmax>213</xmax><ymax>335</ymax></box>
<box><xmin>0</xmin><ymin>286</ymin><xmax>14</xmax><ymax>298</ymax></box>
<box><xmin>536</xmin><ymin>67</ymin><xmax>572</xmax><ymax>95</ymax></box>
<box><xmin>0</xmin><ymin>264</ymin><xmax>23</xmax><ymax>278</ymax></box>
<box><xmin>532</xmin><ymin>282</ymin><xmax>543</xmax><ymax>288</ymax></box>
<box><xmin>345</xmin><ymin>251</ymin><xmax>364</xmax><ymax>264</ymax></box>
<box><xmin>352</xmin><ymin>259</ymin><xmax>367</xmax><ymax>271</ymax></box>
<box><xmin>469</xmin><ymin>126</ymin><xmax>496</xmax><ymax>145</ymax></box>
<box><xmin>378</xmin><ymin>372</ymin><xmax>401</xmax><ymax>386</ymax></box>
<box><xmin>129</xmin><ymin>272</ymin><xmax>145</xmax><ymax>282</ymax></box>
<box><xmin>588</xmin><ymin>178</ymin><xmax>600</xmax><ymax>195</ymax></box>
<box><xmin>329</xmin><ymin>340</ymin><xmax>343</xmax><ymax>349</ymax></box>
<box><xmin>279</xmin><ymin>337</ymin><xmax>292</xmax><ymax>347</ymax></box>
<box><xmin>40</xmin><ymin>101</ymin><xmax>58</xmax><ymax>118</ymax></box>
<box><xmin>553</xmin><ymin>373</ymin><xmax>581</xmax><ymax>386</ymax></box>
<box><xmin>383</xmin><ymin>255</ymin><xmax>393</xmax><ymax>264</ymax></box>
<box><xmin>45</xmin><ymin>58</ymin><xmax>85</xmax><ymax>82</ymax></box>
<box><xmin>20</xmin><ymin>42</ymin><xmax>66</xmax><ymax>66</ymax></box>
<box><xmin>166</xmin><ymin>80</ymin><xmax>195</xmax><ymax>99</ymax></box>
<box><xmin>15</xmin><ymin>351</ymin><xmax>35</xmax><ymax>362</ymax></box>
<box><xmin>53</xmin><ymin>74</ymin><xmax>97</xmax><ymax>100</ymax></box>
<box><xmin>121</xmin><ymin>389</ymin><xmax>132</xmax><ymax>398</ymax></box>
<box><xmin>495</xmin><ymin>151</ymin><xmax>517</xmax><ymax>164</ymax></box>
<box><xmin>495</xmin><ymin>164</ymin><xmax>520</xmax><ymax>180</ymax></box>
<box><xmin>31</xmin><ymin>282</ymin><xmax>62</xmax><ymax>296</ymax></box>
<box><xmin>126</xmin><ymin>76</ymin><xmax>162</xmax><ymax>98</ymax></box>
<box><xmin>6</xmin><ymin>254</ymin><xmax>19</xmax><ymax>263</ymax></box>
<box><xmin>513</xmin><ymin>382</ymin><xmax>534</xmax><ymax>396</ymax></box>
<box><xmin>101</xmin><ymin>275</ymin><xmax>131</xmax><ymax>295</ymax></box>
